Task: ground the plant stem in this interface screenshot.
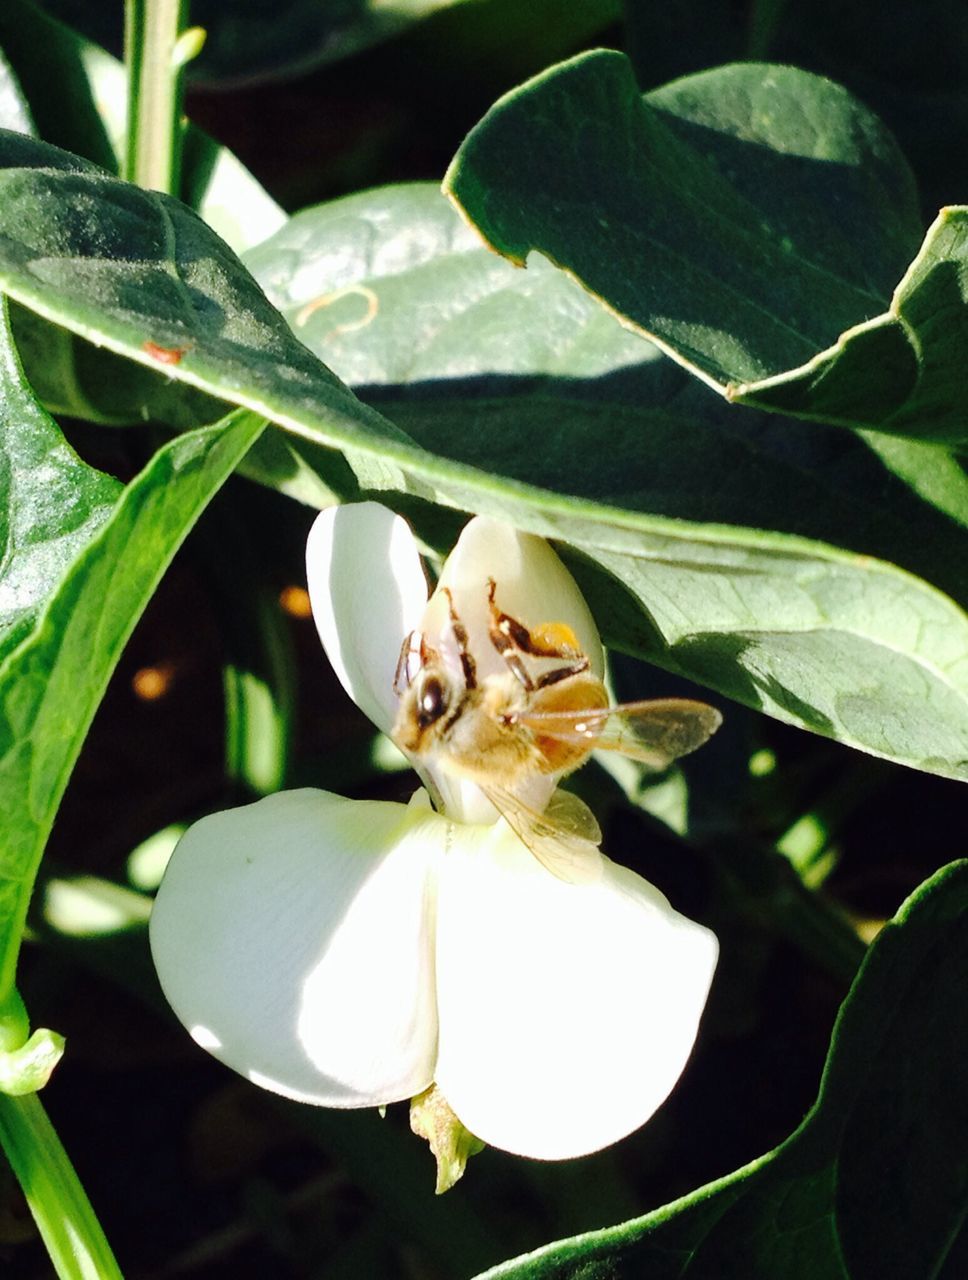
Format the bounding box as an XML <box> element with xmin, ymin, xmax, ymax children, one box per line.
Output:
<box><xmin>124</xmin><ymin>0</ymin><xmax>192</xmax><ymax>194</ymax></box>
<box><xmin>0</xmin><ymin>1092</ymin><xmax>123</xmax><ymax>1279</ymax></box>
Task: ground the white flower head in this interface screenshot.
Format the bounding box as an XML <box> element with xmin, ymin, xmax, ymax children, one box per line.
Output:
<box><xmin>150</xmin><ymin>503</ymin><xmax>718</xmax><ymax>1164</ymax></box>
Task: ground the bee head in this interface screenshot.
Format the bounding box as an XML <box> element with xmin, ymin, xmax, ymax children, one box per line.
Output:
<box><xmin>413</xmin><ymin>669</ymin><xmax>452</xmax><ymax>729</ymax></box>
<box><xmin>391</xmin><ymin>662</ymin><xmax>461</xmax><ymax>757</ymax></box>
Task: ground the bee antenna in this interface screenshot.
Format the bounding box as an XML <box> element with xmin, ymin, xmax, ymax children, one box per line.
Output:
<box><xmin>441</xmin><ymin>587</ymin><xmax>477</xmax><ymax>689</ymax></box>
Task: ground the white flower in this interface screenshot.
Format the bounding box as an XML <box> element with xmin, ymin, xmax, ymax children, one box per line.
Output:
<box><xmin>149</xmin><ymin>504</ymin><xmax>718</xmax><ymax>1162</ymax></box>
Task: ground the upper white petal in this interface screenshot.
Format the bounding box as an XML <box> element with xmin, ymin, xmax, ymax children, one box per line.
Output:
<box><xmin>150</xmin><ymin>789</ymin><xmax>445</xmax><ymax>1107</ymax></box>
<box><xmin>306</xmin><ymin>503</ymin><xmax>428</xmax><ymax>735</ymax></box>
<box><xmin>432</xmin><ymin>516</ymin><xmax>604</xmax><ymax>682</ymax></box>
<box><xmin>433</xmin><ymin>829</ymin><xmax>718</xmax><ymax>1159</ymax></box>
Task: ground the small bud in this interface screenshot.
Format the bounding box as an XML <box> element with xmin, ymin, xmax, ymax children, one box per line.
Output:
<box><xmin>0</xmin><ymin>1029</ymin><xmax>65</xmax><ymax>1096</ymax></box>
<box><xmin>410</xmin><ymin>1084</ymin><xmax>484</xmax><ymax>1194</ymax></box>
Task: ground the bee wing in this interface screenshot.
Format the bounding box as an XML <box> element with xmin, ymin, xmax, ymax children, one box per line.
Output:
<box><xmin>481</xmin><ymin>783</ymin><xmax>604</xmax><ymax>885</ymax></box>
<box><xmin>519</xmin><ymin>697</ymin><xmax>722</xmax><ymax>771</ymax></box>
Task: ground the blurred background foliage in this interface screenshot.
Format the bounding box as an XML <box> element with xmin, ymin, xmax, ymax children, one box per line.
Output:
<box><xmin>1</xmin><ymin>0</ymin><xmax>966</xmax><ymax>1276</ymax></box>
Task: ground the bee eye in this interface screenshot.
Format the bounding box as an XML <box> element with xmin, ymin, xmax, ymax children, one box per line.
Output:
<box><xmin>417</xmin><ymin>675</ymin><xmax>448</xmax><ymax>726</ymax></box>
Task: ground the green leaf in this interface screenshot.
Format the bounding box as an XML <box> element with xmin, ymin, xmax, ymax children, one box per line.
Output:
<box><xmin>0</xmin><ymin>0</ymin><xmax>285</xmax><ymax>252</ymax></box>
<box><xmin>0</xmin><ymin>321</ymin><xmax>121</xmax><ymax>663</ymax></box>
<box><xmin>0</xmin><ymin>299</ymin><xmax>265</xmax><ymax>998</ymax></box>
<box><xmin>245</xmin><ymin>183</ymin><xmax>968</xmax><ymax>575</ymax></box>
<box><xmin>245</xmin><ymin>183</ymin><xmax>968</xmax><ymax>781</ymax></box>
<box><xmin>0</xmin><ymin>128</ymin><xmax>403</xmax><ymax>442</ymax></box>
<box><xmin>444</xmin><ymin>53</ymin><xmax>968</xmax><ymax>443</ymax></box>
<box><xmin>0</xmin><ymin>2</ymin><xmax>285</xmax><ymax>423</ymax></box>
<box><xmin>0</xmin><ymin>141</ymin><xmax>964</xmax><ymax>776</ymax></box>
<box><xmin>770</xmin><ymin>1</ymin><xmax>968</xmax><ymax>218</ymax></box>
<box><xmin>446</xmin><ymin>53</ymin><xmax>921</xmax><ymax>382</ymax></box>
<box><xmin>475</xmin><ymin>860</ymin><xmax>968</xmax><ymax>1280</ymax></box>
<box><xmin>857</xmin><ymin>430</ymin><xmax>968</xmax><ymax>532</ymax></box>
<box><xmin>740</xmin><ymin>207</ymin><xmax>968</xmax><ymax>440</ymax></box>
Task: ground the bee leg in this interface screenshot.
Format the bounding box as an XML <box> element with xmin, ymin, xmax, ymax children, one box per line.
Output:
<box><xmin>394</xmin><ymin>629</ymin><xmax>434</xmax><ymax>695</ymax></box>
<box><xmin>393</xmin><ymin>631</ymin><xmax>448</xmax><ymax>695</ymax></box>
<box><xmin>440</xmin><ymin>587</ymin><xmax>477</xmax><ymax>689</ymax></box>
<box><xmin>534</xmin><ymin>658</ymin><xmax>590</xmax><ymax>690</ymax></box>
<box><xmin>486</xmin><ymin>579</ymin><xmax>591</xmax><ymax>690</ymax></box>
<box><xmin>394</xmin><ymin>631</ymin><xmax>417</xmax><ymax>695</ymax></box>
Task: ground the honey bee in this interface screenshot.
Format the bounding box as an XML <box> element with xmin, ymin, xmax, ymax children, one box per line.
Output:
<box><xmin>392</xmin><ymin>578</ymin><xmax>721</xmax><ymax>883</ymax></box>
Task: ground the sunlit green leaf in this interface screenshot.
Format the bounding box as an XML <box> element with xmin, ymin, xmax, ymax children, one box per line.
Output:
<box><xmin>0</xmin><ymin>127</ymin><xmax>381</xmax><ymax>428</ymax></box>
<box><xmin>741</xmin><ymin>207</ymin><xmax>968</xmax><ymax>440</ymax></box>
<box><xmin>0</xmin><ymin>0</ymin><xmax>285</xmax><ymax>251</ymax></box>
<box><xmin>247</xmin><ymin>184</ymin><xmax>968</xmax><ymax>782</ymax></box>
<box><xmin>476</xmin><ymin>860</ymin><xmax>968</xmax><ymax>1279</ymax></box>
<box><xmin>445</xmin><ymin>53</ymin><xmax>968</xmax><ymax>443</ymax></box>
<box><xmin>246</xmin><ymin>182</ymin><xmax>968</xmax><ymax>583</ymax></box>
<box><xmin>0</xmin><ymin>137</ymin><xmax>965</xmax><ymax>778</ymax></box>
<box><xmin>0</xmin><ymin>320</ymin><xmax>120</xmax><ymax>663</ymax></box>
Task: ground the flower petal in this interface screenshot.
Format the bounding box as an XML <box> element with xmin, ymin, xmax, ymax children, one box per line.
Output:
<box><xmin>433</xmin><ymin>829</ymin><xmax>718</xmax><ymax>1158</ymax></box>
<box><xmin>306</xmin><ymin>503</ymin><xmax>428</xmax><ymax>735</ymax></box>
<box><xmin>433</xmin><ymin>516</ymin><xmax>604</xmax><ymax>682</ymax></box>
<box><xmin>150</xmin><ymin>789</ymin><xmax>444</xmax><ymax>1107</ymax></box>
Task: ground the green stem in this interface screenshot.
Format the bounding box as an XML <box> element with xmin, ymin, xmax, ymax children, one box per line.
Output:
<box><xmin>0</xmin><ymin>1092</ymin><xmax>123</xmax><ymax>1279</ymax></box>
<box><xmin>124</xmin><ymin>0</ymin><xmax>197</xmax><ymax>193</ymax></box>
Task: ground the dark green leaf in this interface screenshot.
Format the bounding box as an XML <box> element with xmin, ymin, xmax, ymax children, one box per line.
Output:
<box><xmin>857</xmin><ymin>430</ymin><xmax>968</xmax><ymax>532</ymax></box>
<box><xmin>246</xmin><ymin>182</ymin><xmax>968</xmax><ymax>567</ymax></box>
<box><xmin>445</xmin><ymin>53</ymin><xmax>968</xmax><ymax>442</ymax></box>
<box><xmin>740</xmin><ymin>208</ymin><xmax>968</xmax><ymax>441</ymax></box>
<box><xmin>0</xmin><ymin>138</ymin><xmax>964</xmax><ymax>777</ymax></box>
<box><xmin>0</xmin><ymin>1</ymin><xmax>286</xmax><ymax>424</ymax></box>
<box><xmin>0</xmin><ymin>300</ymin><xmax>265</xmax><ymax>995</ymax></box>
<box><xmin>245</xmin><ymin>183</ymin><xmax>968</xmax><ymax>781</ymax></box>
<box><xmin>446</xmin><ymin>54</ymin><xmax>920</xmax><ymax>382</ymax></box>
<box><xmin>475</xmin><ymin>860</ymin><xmax>968</xmax><ymax>1280</ymax></box>
<box><xmin>0</xmin><ymin>316</ymin><xmax>120</xmax><ymax>663</ymax></box>
<box><xmin>771</xmin><ymin>0</ymin><xmax>968</xmax><ymax>217</ymax></box>
<box><xmin>0</xmin><ymin>128</ymin><xmax>396</xmax><ymax>442</ymax></box>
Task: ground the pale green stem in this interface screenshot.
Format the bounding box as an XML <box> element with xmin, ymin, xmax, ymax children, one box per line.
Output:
<box><xmin>0</xmin><ymin>1092</ymin><xmax>124</xmax><ymax>1280</ymax></box>
<box><xmin>125</xmin><ymin>0</ymin><xmax>199</xmax><ymax>193</ymax></box>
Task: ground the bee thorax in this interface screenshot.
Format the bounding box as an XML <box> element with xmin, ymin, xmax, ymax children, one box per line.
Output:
<box><xmin>435</xmin><ymin>683</ymin><xmax>540</xmax><ymax>786</ymax></box>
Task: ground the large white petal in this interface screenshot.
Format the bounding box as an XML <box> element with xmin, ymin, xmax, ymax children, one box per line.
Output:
<box><xmin>150</xmin><ymin>789</ymin><xmax>444</xmax><ymax>1107</ymax></box>
<box><xmin>306</xmin><ymin>503</ymin><xmax>428</xmax><ymax>735</ymax></box>
<box><xmin>434</xmin><ymin>829</ymin><xmax>718</xmax><ymax>1158</ymax></box>
<box><xmin>433</xmin><ymin>517</ymin><xmax>604</xmax><ymax>682</ymax></box>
